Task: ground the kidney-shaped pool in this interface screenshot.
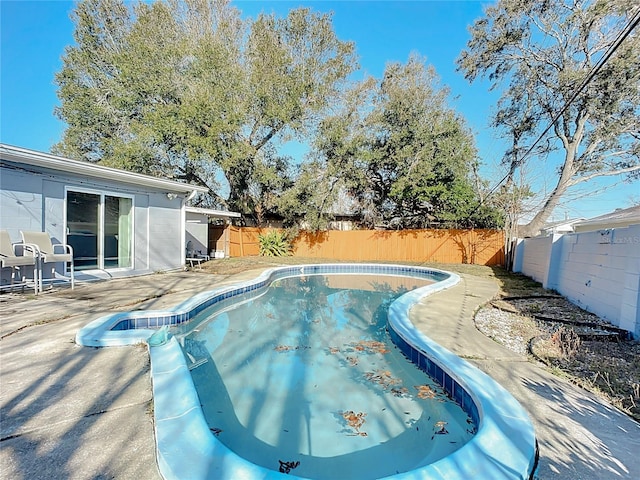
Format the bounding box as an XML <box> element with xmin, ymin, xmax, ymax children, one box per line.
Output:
<box><xmin>76</xmin><ymin>264</ymin><xmax>538</xmax><ymax>480</ymax></box>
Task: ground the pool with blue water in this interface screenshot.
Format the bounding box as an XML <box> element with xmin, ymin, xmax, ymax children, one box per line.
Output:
<box><xmin>76</xmin><ymin>263</ymin><xmax>538</xmax><ymax>480</ymax></box>
<box><xmin>181</xmin><ymin>274</ymin><xmax>475</xmax><ymax>479</ymax></box>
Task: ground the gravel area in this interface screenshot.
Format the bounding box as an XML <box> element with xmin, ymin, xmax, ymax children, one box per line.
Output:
<box><xmin>474</xmin><ymin>292</ymin><xmax>640</xmax><ymax>422</ymax></box>
<box><xmin>474</xmin><ymin>308</ymin><xmax>532</xmax><ymax>355</ymax></box>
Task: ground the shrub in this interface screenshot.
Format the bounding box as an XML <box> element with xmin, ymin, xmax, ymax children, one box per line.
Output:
<box><xmin>258</xmin><ymin>230</ymin><xmax>292</xmax><ymax>257</ymax></box>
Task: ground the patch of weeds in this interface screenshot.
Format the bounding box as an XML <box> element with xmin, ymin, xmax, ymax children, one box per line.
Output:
<box><xmin>526</xmin><ymin>303</ymin><xmax>542</xmax><ymax>314</ymax></box>
<box><xmin>146</xmin><ymin>399</ymin><xmax>154</xmax><ymax>417</ymax></box>
<box><xmin>533</xmin><ymin>336</ymin><xmax>640</xmax><ymax>422</ymax></box>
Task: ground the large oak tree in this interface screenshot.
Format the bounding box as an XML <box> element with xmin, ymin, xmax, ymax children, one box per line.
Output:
<box><xmin>54</xmin><ymin>0</ymin><xmax>357</xmax><ymax>217</ymax></box>
<box><xmin>307</xmin><ymin>54</ymin><xmax>504</xmax><ymax>229</ymax></box>
<box><xmin>457</xmin><ymin>0</ymin><xmax>640</xmax><ymax>236</ymax></box>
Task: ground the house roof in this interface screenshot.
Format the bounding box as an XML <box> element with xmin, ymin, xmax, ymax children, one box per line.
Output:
<box><xmin>575</xmin><ymin>205</ymin><xmax>640</xmax><ymax>228</ymax></box>
<box><xmin>186</xmin><ymin>206</ymin><xmax>241</xmax><ymax>218</ymax></box>
<box><xmin>542</xmin><ymin>218</ymin><xmax>586</xmax><ymax>229</ymax></box>
<box><xmin>538</xmin><ymin>217</ymin><xmax>586</xmax><ymax>235</ymax></box>
<box><xmin>0</xmin><ymin>143</ymin><xmax>209</xmax><ymax>194</ymax></box>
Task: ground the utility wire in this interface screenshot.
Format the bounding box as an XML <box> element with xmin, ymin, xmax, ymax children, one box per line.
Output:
<box><xmin>478</xmin><ymin>7</ymin><xmax>640</xmax><ymax>205</ymax></box>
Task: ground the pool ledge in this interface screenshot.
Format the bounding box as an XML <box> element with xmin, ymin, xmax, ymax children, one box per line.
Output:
<box><xmin>76</xmin><ymin>264</ymin><xmax>537</xmax><ymax>480</ymax></box>
<box><xmin>387</xmin><ymin>282</ymin><xmax>538</xmax><ymax>479</ymax></box>
<box><xmin>75</xmin><ymin>288</ymin><xmax>229</xmax><ymax>347</ymax></box>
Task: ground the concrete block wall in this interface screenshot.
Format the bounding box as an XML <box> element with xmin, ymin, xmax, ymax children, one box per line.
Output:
<box><xmin>514</xmin><ymin>235</ymin><xmax>553</xmax><ymax>286</ymax></box>
<box><xmin>513</xmin><ymin>224</ymin><xmax>640</xmax><ymax>338</ymax></box>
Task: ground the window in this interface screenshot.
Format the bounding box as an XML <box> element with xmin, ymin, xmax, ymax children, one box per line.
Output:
<box><xmin>66</xmin><ymin>190</ymin><xmax>133</xmax><ymax>271</ymax></box>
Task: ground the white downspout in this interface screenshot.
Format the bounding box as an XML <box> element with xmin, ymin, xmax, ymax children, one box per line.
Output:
<box><xmin>181</xmin><ymin>190</ymin><xmax>199</xmax><ymax>270</ymax></box>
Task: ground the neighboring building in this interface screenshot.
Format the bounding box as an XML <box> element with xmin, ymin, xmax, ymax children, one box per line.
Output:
<box><xmin>531</xmin><ymin>206</ymin><xmax>640</xmax><ymax>237</ymax></box>
<box><xmin>185</xmin><ymin>206</ymin><xmax>241</xmax><ymax>259</ymax></box>
<box><xmin>537</xmin><ymin>218</ymin><xmax>586</xmax><ymax>236</ymax></box>
<box><xmin>1</xmin><ymin>144</ymin><xmax>208</xmax><ymax>283</ymax></box>
<box><xmin>573</xmin><ymin>205</ymin><xmax>640</xmax><ymax>233</ymax></box>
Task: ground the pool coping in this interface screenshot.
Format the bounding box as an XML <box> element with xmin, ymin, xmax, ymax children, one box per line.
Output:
<box><xmin>76</xmin><ymin>264</ymin><xmax>537</xmax><ymax>480</ymax></box>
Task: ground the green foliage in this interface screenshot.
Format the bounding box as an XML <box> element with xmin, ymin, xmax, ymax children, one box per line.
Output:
<box><xmin>54</xmin><ymin>0</ymin><xmax>357</xmax><ymax>214</ymax></box>
<box><xmin>258</xmin><ymin>230</ymin><xmax>292</xmax><ymax>257</ymax></box>
<box><xmin>312</xmin><ymin>54</ymin><xmax>503</xmax><ymax>229</ymax></box>
<box><xmin>457</xmin><ymin>0</ymin><xmax>640</xmax><ymax>235</ymax></box>
<box><xmin>55</xmin><ymin>0</ymin><xmax>507</xmax><ymax>231</ymax></box>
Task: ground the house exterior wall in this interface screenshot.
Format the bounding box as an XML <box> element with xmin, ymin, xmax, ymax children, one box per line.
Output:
<box><xmin>1</xmin><ymin>161</ymin><xmax>186</xmax><ymax>280</ymax></box>
<box><xmin>148</xmin><ymin>198</ymin><xmax>184</xmax><ymax>271</ymax></box>
<box><xmin>185</xmin><ymin>211</ymin><xmax>209</xmax><ymax>257</ymax></box>
<box><xmin>513</xmin><ymin>224</ymin><xmax>640</xmax><ymax>338</ymax></box>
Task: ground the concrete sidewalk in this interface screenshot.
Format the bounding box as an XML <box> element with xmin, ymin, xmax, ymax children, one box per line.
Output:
<box><xmin>410</xmin><ymin>273</ymin><xmax>640</xmax><ymax>480</ymax></box>
<box><xmin>1</xmin><ymin>269</ymin><xmax>639</xmax><ymax>479</ymax></box>
<box><xmin>0</xmin><ymin>270</ymin><xmax>263</xmax><ymax>480</ymax></box>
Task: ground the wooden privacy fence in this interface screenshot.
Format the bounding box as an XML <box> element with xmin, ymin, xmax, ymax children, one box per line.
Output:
<box><xmin>228</xmin><ymin>227</ymin><xmax>505</xmax><ymax>266</ymax></box>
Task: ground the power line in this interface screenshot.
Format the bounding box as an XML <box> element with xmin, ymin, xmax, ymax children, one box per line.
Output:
<box><xmin>479</xmin><ymin>6</ymin><xmax>640</xmax><ymax>204</ymax></box>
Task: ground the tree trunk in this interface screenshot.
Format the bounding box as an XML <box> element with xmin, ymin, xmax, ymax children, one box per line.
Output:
<box><xmin>519</xmin><ymin>144</ymin><xmax>578</xmax><ymax>237</ymax></box>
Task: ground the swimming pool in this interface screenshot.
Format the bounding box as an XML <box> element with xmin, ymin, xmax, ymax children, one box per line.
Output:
<box><xmin>76</xmin><ymin>264</ymin><xmax>538</xmax><ymax>480</ymax></box>
<box><xmin>181</xmin><ymin>273</ymin><xmax>474</xmax><ymax>478</ymax></box>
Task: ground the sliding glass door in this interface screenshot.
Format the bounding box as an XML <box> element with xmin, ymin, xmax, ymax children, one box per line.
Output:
<box><xmin>66</xmin><ymin>191</ymin><xmax>100</xmax><ymax>270</ymax></box>
<box><xmin>104</xmin><ymin>195</ymin><xmax>132</xmax><ymax>268</ymax></box>
<box><xmin>66</xmin><ymin>190</ymin><xmax>133</xmax><ymax>271</ymax></box>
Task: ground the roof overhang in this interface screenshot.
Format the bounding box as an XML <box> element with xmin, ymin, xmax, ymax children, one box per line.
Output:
<box><xmin>0</xmin><ymin>143</ymin><xmax>209</xmax><ymax>195</ymax></box>
<box><xmin>575</xmin><ymin>208</ymin><xmax>640</xmax><ymax>229</ymax></box>
<box><xmin>186</xmin><ymin>206</ymin><xmax>241</xmax><ymax>218</ymax></box>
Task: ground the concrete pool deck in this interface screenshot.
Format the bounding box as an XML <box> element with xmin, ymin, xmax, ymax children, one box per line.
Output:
<box><xmin>1</xmin><ymin>269</ymin><xmax>639</xmax><ymax>479</ymax></box>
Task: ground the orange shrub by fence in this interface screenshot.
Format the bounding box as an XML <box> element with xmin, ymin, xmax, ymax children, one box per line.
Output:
<box><xmin>229</xmin><ymin>227</ymin><xmax>505</xmax><ymax>266</ymax></box>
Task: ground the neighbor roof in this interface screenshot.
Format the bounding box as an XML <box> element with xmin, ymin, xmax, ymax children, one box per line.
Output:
<box><xmin>0</xmin><ymin>143</ymin><xmax>209</xmax><ymax>194</ymax></box>
<box><xmin>575</xmin><ymin>205</ymin><xmax>640</xmax><ymax>228</ymax></box>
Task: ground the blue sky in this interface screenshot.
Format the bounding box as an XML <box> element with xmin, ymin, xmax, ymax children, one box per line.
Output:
<box><xmin>1</xmin><ymin>0</ymin><xmax>637</xmax><ymax>220</ymax></box>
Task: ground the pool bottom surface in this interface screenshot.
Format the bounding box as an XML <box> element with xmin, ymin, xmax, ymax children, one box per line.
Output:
<box><xmin>183</xmin><ymin>275</ymin><xmax>474</xmax><ymax>479</ymax></box>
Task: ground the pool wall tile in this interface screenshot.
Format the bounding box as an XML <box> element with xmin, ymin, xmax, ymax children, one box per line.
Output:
<box><xmin>386</xmin><ymin>270</ymin><xmax>537</xmax><ymax>480</ymax></box>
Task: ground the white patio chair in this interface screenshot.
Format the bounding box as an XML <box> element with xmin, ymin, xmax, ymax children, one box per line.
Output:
<box><xmin>0</xmin><ymin>230</ymin><xmax>39</xmax><ymax>294</ymax></box>
<box><xmin>21</xmin><ymin>231</ymin><xmax>75</xmax><ymax>291</ymax></box>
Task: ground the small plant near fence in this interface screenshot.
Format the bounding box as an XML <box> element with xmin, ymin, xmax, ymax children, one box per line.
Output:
<box><xmin>258</xmin><ymin>230</ymin><xmax>292</xmax><ymax>257</ymax></box>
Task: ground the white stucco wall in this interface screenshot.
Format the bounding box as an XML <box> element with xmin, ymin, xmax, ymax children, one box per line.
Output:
<box><xmin>513</xmin><ymin>225</ymin><xmax>640</xmax><ymax>338</ymax></box>
<box><xmin>1</xmin><ymin>161</ymin><xmax>186</xmax><ymax>281</ymax></box>
<box><xmin>185</xmin><ymin>211</ymin><xmax>209</xmax><ymax>257</ymax></box>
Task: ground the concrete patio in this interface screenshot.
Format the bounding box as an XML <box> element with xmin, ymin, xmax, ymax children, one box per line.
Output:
<box><xmin>1</xmin><ymin>268</ymin><xmax>639</xmax><ymax>479</ymax></box>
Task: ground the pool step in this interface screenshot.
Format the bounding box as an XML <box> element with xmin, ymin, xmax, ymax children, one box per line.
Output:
<box><xmin>188</xmin><ymin>357</ymin><xmax>208</xmax><ymax>370</ymax></box>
